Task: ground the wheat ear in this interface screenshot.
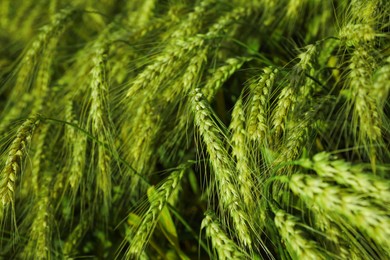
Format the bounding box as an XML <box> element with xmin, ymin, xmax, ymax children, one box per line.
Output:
<box><xmin>298</xmin><ymin>152</ymin><xmax>390</xmax><ymax>203</ymax></box>
<box><xmin>88</xmin><ymin>46</ymin><xmax>113</xmax><ymax>213</ymax></box>
<box><xmin>203</xmin><ymin>57</ymin><xmax>250</xmax><ymax>101</ymax></box>
<box><xmin>22</xmin><ymin>175</ymin><xmax>53</xmax><ymax>259</ymax></box>
<box><xmin>0</xmin><ymin>117</ymin><xmax>39</xmax><ymax>205</ymax></box>
<box><xmin>272</xmin><ymin>207</ymin><xmax>328</xmax><ymax>259</ymax></box>
<box><xmin>289</xmin><ymin>174</ymin><xmax>390</xmax><ymax>250</ymax></box>
<box><xmin>0</xmin><ymin>8</ymin><xmax>77</xmax><ymax>133</ymax></box>
<box><xmin>126</xmin><ymin>168</ymin><xmax>185</xmax><ymax>259</ymax></box>
<box><xmin>230</xmin><ymin>96</ymin><xmax>254</xmax><ymax>209</ymax></box>
<box><xmin>124</xmin><ymin>0</ymin><xmax>214</xmax><ymax>100</ymax></box>
<box><xmin>191</xmin><ymin>88</ymin><xmax>252</xmax><ymax>246</ymax></box>
<box><xmin>247</xmin><ymin>67</ymin><xmax>277</xmax><ymax>142</ymax></box>
<box><xmin>201</xmin><ymin>211</ymin><xmax>247</xmax><ymax>260</ymax></box>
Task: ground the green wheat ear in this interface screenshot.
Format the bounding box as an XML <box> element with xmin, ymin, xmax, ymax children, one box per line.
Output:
<box><xmin>0</xmin><ymin>0</ymin><xmax>389</xmax><ymax>259</ymax></box>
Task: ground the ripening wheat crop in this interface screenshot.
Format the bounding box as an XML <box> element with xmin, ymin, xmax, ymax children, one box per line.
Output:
<box><xmin>0</xmin><ymin>0</ymin><xmax>389</xmax><ymax>259</ymax></box>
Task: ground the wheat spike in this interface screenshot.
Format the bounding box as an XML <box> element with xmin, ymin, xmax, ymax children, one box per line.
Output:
<box><xmin>273</xmin><ymin>208</ymin><xmax>327</xmax><ymax>259</ymax></box>
<box><xmin>22</xmin><ymin>175</ymin><xmax>53</xmax><ymax>259</ymax></box>
<box><xmin>289</xmin><ymin>174</ymin><xmax>390</xmax><ymax>250</ymax></box>
<box><xmin>247</xmin><ymin>67</ymin><xmax>277</xmax><ymax>142</ymax></box>
<box><xmin>191</xmin><ymin>88</ymin><xmax>252</xmax><ymax>247</ymax></box>
<box><xmin>230</xmin><ymin>96</ymin><xmax>254</xmax><ymax>209</ymax></box>
<box><xmin>0</xmin><ymin>117</ymin><xmax>39</xmax><ymax>205</ymax></box>
<box><xmin>298</xmin><ymin>152</ymin><xmax>390</xmax><ymax>203</ymax></box>
<box><xmin>201</xmin><ymin>211</ymin><xmax>247</xmax><ymax>260</ymax></box>
<box><xmin>126</xmin><ymin>168</ymin><xmax>185</xmax><ymax>259</ymax></box>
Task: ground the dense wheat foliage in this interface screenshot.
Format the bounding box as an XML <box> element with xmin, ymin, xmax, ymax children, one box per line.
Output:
<box><xmin>0</xmin><ymin>0</ymin><xmax>389</xmax><ymax>259</ymax></box>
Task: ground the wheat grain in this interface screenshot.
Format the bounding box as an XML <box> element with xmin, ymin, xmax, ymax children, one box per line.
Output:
<box><xmin>350</xmin><ymin>0</ymin><xmax>379</xmax><ymax>24</ymax></box>
<box><xmin>206</xmin><ymin>5</ymin><xmax>256</xmax><ymax>38</ymax></box>
<box><xmin>296</xmin><ymin>44</ymin><xmax>317</xmax><ymax>72</ymax></box>
<box><xmin>160</xmin><ymin>57</ymin><xmax>248</xmax><ymax>166</ymax></box>
<box><xmin>64</xmin><ymin>100</ymin><xmax>86</xmax><ymax>195</ymax></box>
<box><xmin>271</xmin><ymin>44</ymin><xmax>317</xmax><ymax>140</ymax></box>
<box><xmin>31</xmin><ymin>38</ymin><xmax>59</xmax><ymax>116</ymax></box>
<box><xmin>22</xmin><ymin>7</ymin><xmax>77</xmax><ymax>72</ymax></box>
<box><xmin>279</xmin><ymin>116</ymin><xmax>310</xmax><ymax>164</ymax></box>
<box><xmin>170</xmin><ymin>0</ymin><xmax>216</xmax><ymax>39</ymax></box>
<box><xmin>162</xmin><ymin>47</ymin><xmax>208</xmax><ymax>102</ymax></box>
<box><xmin>124</xmin><ymin>0</ymin><xmax>214</xmax><ymax>100</ymax></box>
<box><xmin>310</xmin><ymin>205</ymin><xmax>351</xmax><ymax>259</ymax></box>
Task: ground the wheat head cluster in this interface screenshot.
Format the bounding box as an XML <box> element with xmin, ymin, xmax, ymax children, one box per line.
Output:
<box><xmin>0</xmin><ymin>0</ymin><xmax>389</xmax><ymax>259</ymax></box>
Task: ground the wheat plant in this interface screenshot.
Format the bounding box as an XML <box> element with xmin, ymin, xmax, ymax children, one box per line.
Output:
<box><xmin>0</xmin><ymin>0</ymin><xmax>389</xmax><ymax>259</ymax></box>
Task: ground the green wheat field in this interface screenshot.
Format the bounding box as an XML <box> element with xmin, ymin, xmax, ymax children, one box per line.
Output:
<box><xmin>0</xmin><ymin>0</ymin><xmax>389</xmax><ymax>259</ymax></box>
